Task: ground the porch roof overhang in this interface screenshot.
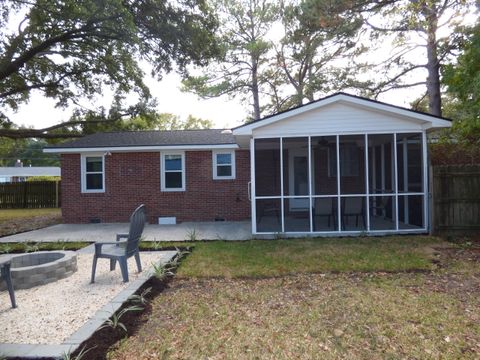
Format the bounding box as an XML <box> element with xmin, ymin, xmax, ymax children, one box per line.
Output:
<box><xmin>232</xmin><ymin>93</ymin><xmax>451</xmax><ymax>146</ymax></box>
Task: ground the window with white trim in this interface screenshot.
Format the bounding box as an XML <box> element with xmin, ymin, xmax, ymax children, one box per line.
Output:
<box><xmin>161</xmin><ymin>152</ymin><xmax>185</xmax><ymax>191</ymax></box>
<box><xmin>213</xmin><ymin>150</ymin><xmax>235</xmax><ymax>179</ymax></box>
<box><xmin>81</xmin><ymin>154</ymin><xmax>105</xmax><ymax>193</ymax></box>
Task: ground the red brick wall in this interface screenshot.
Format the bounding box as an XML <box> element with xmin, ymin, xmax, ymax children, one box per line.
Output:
<box><xmin>61</xmin><ymin>150</ymin><xmax>251</xmax><ymax>223</ymax></box>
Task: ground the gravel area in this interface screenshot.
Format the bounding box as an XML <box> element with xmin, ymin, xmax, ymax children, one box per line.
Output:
<box><xmin>0</xmin><ymin>252</ymin><xmax>169</xmax><ymax>345</ymax></box>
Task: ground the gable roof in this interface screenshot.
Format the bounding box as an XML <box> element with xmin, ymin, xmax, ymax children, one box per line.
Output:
<box><xmin>233</xmin><ymin>92</ymin><xmax>451</xmax><ymax>135</ymax></box>
<box><xmin>44</xmin><ymin>129</ymin><xmax>237</xmax><ymax>153</ymax></box>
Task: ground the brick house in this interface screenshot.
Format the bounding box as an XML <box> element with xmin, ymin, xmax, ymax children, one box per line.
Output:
<box><xmin>45</xmin><ymin>93</ymin><xmax>451</xmax><ymax>236</ymax></box>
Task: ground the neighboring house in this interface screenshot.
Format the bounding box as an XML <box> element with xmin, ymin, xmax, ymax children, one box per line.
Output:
<box><xmin>0</xmin><ymin>167</ymin><xmax>61</xmax><ymax>183</ymax></box>
<box><xmin>44</xmin><ymin>93</ymin><xmax>451</xmax><ymax>236</ymax></box>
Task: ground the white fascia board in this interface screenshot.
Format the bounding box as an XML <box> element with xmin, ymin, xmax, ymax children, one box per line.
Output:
<box><xmin>44</xmin><ymin>143</ymin><xmax>239</xmax><ymax>154</ymax></box>
<box><xmin>232</xmin><ymin>94</ymin><xmax>451</xmax><ymax>135</ymax></box>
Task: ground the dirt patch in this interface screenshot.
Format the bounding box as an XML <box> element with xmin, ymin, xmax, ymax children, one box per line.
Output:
<box><xmin>434</xmin><ymin>245</ymin><xmax>480</xmax><ymax>263</ymax></box>
<box><xmin>420</xmin><ymin>273</ymin><xmax>480</xmax><ymax>302</ymax></box>
<box><xmin>0</xmin><ymin>213</ymin><xmax>61</xmax><ymax>237</ymax></box>
<box><xmin>421</xmin><ymin>245</ymin><xmax>480</xmax><ymax>301</ymax></box>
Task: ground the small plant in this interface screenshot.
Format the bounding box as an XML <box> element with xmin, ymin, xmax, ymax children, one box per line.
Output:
<box><xmin>185</xmin><ymin>228</ymin><xmax>199</xmax><ymax>241</ymax></box>
<box><xmin>62</xmin><ymin>345</ymin><xmax>95</xmax><ymax>360</ymax></box>
<box><xmin>53</xmin><ymin>240</ymin><xmax>67</xmax><ymax>251</ymax></box>
<box><xmin>24</xmin><ymin>242</ymin><xmax>40</xmax><ymax>253</ymax></box>
<box><xmin>163</xmin><ymin>247</ymin><xmax>189</xmax><ymax>269</ymax></box>
<box><xmin>273</xmin><ymin>232</ymin><xmax>285</xmax><ymax>240</ymax></box>
<box><xmin>175</xmin><ymin>246</ymin><xmax>190</xmax><ymax>260</ymax></box>
<box><xmin>0</xmin><ymin>244</ymin><xmax>12</xmax><ymax>254</ymax></box>
<box><xmin>99</xmin><ymin>305</ymin><xmax>143</xmax><ymax>333</ymax></box>
<box><xmin>151</xmin><ymin>237</ymin><xmax>163</xmax><ymax>250</ymax></box>
<box><xmin>128</xmin><ymin>287</ymin><xmax>152</xmax><ymax>306</ymax></box>
<box><xmin>151</xmin><ymin>263</ymin><xmax>174</xmax><ymax>281</ymax></box>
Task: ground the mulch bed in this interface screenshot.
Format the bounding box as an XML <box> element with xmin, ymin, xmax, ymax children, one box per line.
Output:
<box><xmin>71</xmin><ymin>276</ymin><xmax>173</xmax><ymax>360</ymax></box>
<box><xmin>69</xmin><ymin>249</ymin><xmax>191</xmax><ymax>360</ymax></box>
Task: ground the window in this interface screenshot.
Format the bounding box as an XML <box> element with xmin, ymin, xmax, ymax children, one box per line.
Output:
<box><xmin>161</xmin><ymin>152</ymin><xmax>185</xmax><ymax>191</ymax></box>
<box><xmin>81</xmin><ymin>154</ymin><xmax>104</xmax><ymax>193</ymax></box>
<box><xmin>213</xmin><ymin>150</ymin><xmax>235</xmax><ymax>179</ymax></box>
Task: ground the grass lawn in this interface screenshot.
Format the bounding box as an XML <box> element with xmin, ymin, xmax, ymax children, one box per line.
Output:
<box><xmin>0</xmin><ymin>208</ymin><xmax>60</xmax><ymax>222</ymax></box>
<box><xmin>0</xmin><ymin>208</ymin><xmax>61</xmax><ymax>237</ymax></box>
<box><xmin>107</xmin><ymin>236</ymin><xmax>480</xmax><ymax>359</ymax></box>
<box><xmin>177</xmin><ymin>236</ymin><xmax>439</xmax><ymax>277</ymax></box>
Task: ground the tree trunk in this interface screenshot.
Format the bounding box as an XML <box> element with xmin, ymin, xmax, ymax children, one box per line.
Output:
<box><xmin>425</xmin><ymin>5</ymin><xmax>442</xmax><ymax>117</ymax></box>
<box><xmin>251</xmin><ymin>59</ymin><xmax>261</xmax><ymax>120</ymax></box>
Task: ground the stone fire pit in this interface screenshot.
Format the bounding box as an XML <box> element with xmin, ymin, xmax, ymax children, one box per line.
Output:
<box><xmin>0</xmin><ymin>251</ymin><xmax>77</xmax><ymax>290</ymax></box>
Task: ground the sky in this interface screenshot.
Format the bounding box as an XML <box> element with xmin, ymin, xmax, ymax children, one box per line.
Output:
<box><xmin>6</xmin><ymin>72</ymin><xmax>249</xmax><ymax>130</ymax></box>
<box><xmin>6</xmin><ymin>71</ymin><xmax>424</xmax><ymax>132</ymax></box>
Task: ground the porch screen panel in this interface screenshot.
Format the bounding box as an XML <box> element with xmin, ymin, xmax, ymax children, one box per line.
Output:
<box><xmin>256</xmin><ymin>199</ymin><xmax>282</xmax><ymax>232</ymax></box>
<box><xmin>340</xmin><ymin>196</ymin><xmax>367</xmax><ymax>231</ymax></box>
<box><xmin>284</xmin><ymin>198</ymin><xmax>310</xmax><ymax>232</ymax></box>
<box><xmin>254</xmin><ymin>138</ymin><xmax>281</xmax><ymax>196</ymax></box>
<box><xmin>311</xmin><ymin>136</ymin><xmax>337</xmax><ymax>195</ymax></box>
<box><xmin>396</xmin><ymin>133</ymin><xmax>423</xmax><ymax>193</ymax></box>
<box><xmin>398</xmin><ymin>195</ymin><xmax>424</xmax><ymax>229</ymax></box>
<box><xmin>282</xmin><ymin>137</ymin><xmax>309</xmax><ymax>196</ymax></box>
<box><xmin>368</xmin><ymin>134</ymin><xmax>395</xmax><ymax>194</ymax></box>
<box><xmin>369</xmin><ymin>196</ymin><xmax>396</xmax><ymax>230</ymax></box>
<box><xmin>312</xmin><ymin>197</ymin><xmax>338</xmax><ymax>231</ymax></box>
<box><xmin>339</xmin><ymin>135</ymin><xmax>366</xmax><ymax>194</ymax></box>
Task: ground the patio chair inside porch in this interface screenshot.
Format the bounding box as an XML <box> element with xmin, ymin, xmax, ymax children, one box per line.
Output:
<box><xmin>341</xmin><ymin>197</ymin><xmax>366</xmax><ymax>230</ymax></box>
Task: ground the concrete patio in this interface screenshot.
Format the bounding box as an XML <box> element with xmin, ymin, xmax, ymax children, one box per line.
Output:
<box><xmin>0</xmin><ymin>221</ymin><xmax>252</xmax><ymax>243</ymax></box>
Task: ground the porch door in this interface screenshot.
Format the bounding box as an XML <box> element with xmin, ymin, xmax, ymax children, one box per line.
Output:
<box><xmin>288</xmin><ymin>149</ymin><xmax>309</xmax><ymax>210</ymax></box>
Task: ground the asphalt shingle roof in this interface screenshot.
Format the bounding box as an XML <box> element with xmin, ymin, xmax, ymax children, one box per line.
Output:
<box><xmin>46</xmin><ymin>129</ymin><xmax>235</xmax><ymax>149</ymax></box>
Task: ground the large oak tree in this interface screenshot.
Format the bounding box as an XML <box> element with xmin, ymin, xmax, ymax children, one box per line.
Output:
<box><xmin>0</xmin><ymin>0</ymin><xmax>219</xmax><ymax>139</ymax></box>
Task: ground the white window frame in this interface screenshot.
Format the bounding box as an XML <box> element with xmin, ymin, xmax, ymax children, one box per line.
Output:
<box><xmin>161</xmin><ymin>151</ymin><xmax>185</xmax><ymax>192</ymax></box>
<box><xmin>81</xmin><ymin>153</ymin><xmax>105</xmax><ymax>193</ymax></box>
<box><xmin>212</xmin><ymin>150</ymin><xmax>236</xmax><ymax>180</ymax></box>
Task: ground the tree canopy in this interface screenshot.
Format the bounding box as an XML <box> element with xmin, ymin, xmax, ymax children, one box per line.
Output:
<box><xmin>0</xmin><ymin>0</ymin><xmax>219</xmax><ymax>139</ymax></box>
<box><xmin>266</xmin><ymin>0</ymin><xmax>364</xmax><ymax>112</ymax></box>
<box><xmin>442</xmin><ymin>20</ymin><xmax>480</xmax><ymax>142</ymax></box>
<box><xmin>79</xmin><ymin>113</ymin><xmax>214</xmax><ymax>134</ymax></box>
<box><xmin>351</xmin><ymin>0</ymin><xmax>476</xmax><ymax>116</ymax></box>
<box><xmin>182</xmin><ymin>0</ymin><xmax>279</xmax><ymax>120</ymax></box>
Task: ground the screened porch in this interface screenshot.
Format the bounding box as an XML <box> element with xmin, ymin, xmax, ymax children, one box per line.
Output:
<box><xmin>252</xmin><ymin>133</ymin><xmax>427</xmax><ymax>234</ymax></box>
